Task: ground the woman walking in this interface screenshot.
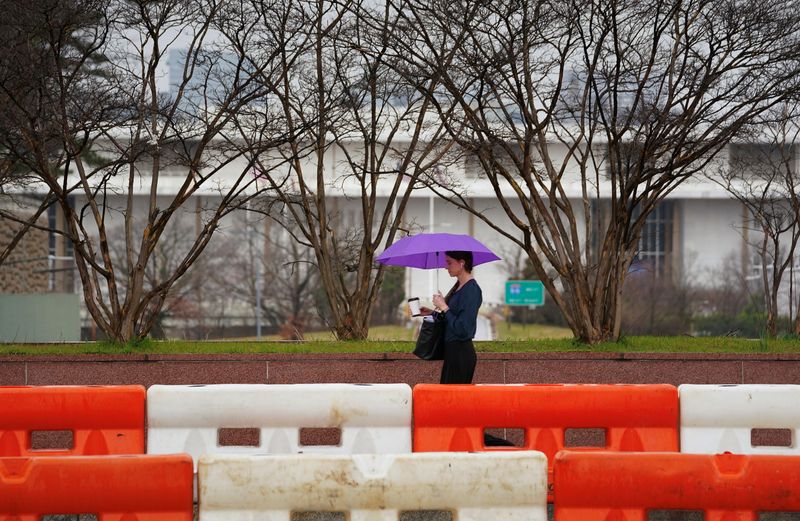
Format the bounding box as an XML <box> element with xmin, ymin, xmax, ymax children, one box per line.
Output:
<box><xmin>420</xmin><ymin>250</ymin><xmax>482</xmax><ymax>384</ymax></box>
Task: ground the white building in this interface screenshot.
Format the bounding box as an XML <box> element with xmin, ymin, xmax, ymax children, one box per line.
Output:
<box><xmin>4</xmin><ymin>136</ymin><xmax>799</xmax><ymax>338</ymax></box>
<box><xmin>400</xmin><ymin>154</ymin><xmax>755</xmax><ymax>308</ymax></box>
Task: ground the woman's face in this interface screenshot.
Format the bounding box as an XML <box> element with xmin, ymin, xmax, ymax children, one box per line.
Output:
<box><xmin>444</xmin><ymin>255</ymin><xmax>465</xmax><ymax>277</ymax></box>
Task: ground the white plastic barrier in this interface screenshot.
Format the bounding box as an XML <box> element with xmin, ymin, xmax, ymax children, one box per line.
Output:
<box><xmin>198</xmin><ymin>452</ymin><xmax>548</xmax><ymax>521</ymax></box>
<box><xmin>147</xmin><ymin>384</ymin><xmax>412</xmax><ymax>469</ymax></box>
<box><xmin>680</xmin><ymin>384</ymin><xmax>800</xmax><ymax>454</ymax></box>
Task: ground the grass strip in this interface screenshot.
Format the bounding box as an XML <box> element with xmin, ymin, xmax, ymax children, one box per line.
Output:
<box><xmin>0</xmin><ymin>335</ymin><xmax>798</xmax><ymax>355</ymax></box>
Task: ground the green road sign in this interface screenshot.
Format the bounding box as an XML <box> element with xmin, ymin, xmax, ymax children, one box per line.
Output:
<box><xmin>505</xmin><ymin>280</ymin><xmax>545</xmax><ymax>306</ymax></box>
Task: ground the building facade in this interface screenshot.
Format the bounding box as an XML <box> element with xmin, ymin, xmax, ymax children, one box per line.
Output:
<box><xmin>3</xmin><ymin>139</ymin><xmax>798</xmax><ymax>337</ymax></box>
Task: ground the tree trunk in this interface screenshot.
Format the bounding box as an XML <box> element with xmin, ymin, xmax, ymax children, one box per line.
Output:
<box><xmin>561</xmin><ymin>288</ymin><xmax>617</xmax><ymax>345</ymax></box>
<box><xmin>332</xmin><ymin>313</ymin><xmax>369</xmax><ymax>341</ymax></box>
<box><xmin>766</xmin><ymin>308</ymin><xmax>777</xmax><ymax>338</ymax></box>
<box><xmin>330</xmin><ymin>294</ymin><xmax>373</xmax><ymax>340</ymax></box>
<box><xmin>327</xmin><ymin>269</ymin><xmax>379</xmax><ymax>341</ymax></box>
<box><xmin>540</xmin><ymin>232</ymin><xmax>635</xmax><ymax>345</ymax></box>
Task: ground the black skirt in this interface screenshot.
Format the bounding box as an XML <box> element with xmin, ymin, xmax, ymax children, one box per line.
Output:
<box><xmin>439</xmin><ymin>339</ymin><xmax>477</xmax><ymax>384</ymax></box>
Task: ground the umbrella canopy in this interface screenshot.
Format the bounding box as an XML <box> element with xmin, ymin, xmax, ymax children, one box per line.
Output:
<box><xmin>376</xmin><ymin>233</ymin><xmax>501</xmax><ymax>269</ymax></box>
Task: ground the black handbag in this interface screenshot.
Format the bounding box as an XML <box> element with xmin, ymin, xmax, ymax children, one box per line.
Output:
<box><xmin>413</xmin><ymin>317</ymin><xmax>445</xmax><ymax>360</ymax></box>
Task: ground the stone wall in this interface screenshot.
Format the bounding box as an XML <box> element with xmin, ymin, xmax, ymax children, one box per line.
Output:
<box><xmin>0</xmin><ymin>197</ymin><xmax>49</xmax><ymax>293</ymax></box>
<box><xmin>2</xmin><ymin>351</ymin><xmax>799</xmax><ymax>386</ymax></box>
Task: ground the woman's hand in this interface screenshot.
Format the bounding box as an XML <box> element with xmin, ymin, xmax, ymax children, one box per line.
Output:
<box><xmin>419</xmin><ymin>306</ymin><xmax>435</xmax><ymax>316</ymax></box>
<box><xmin>432</xmin><ymin>292</ymin><xmax>449</xmax><ymax>312</ymax></box>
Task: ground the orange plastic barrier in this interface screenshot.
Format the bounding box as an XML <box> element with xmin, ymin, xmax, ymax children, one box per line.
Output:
<box><xmin>0</xmin><ymin>455</ymin><xmax>193</xmax><ymax>520</ymax></box>
<box><xmin>553</xmin><ymin>451</ymin><xmax>800</xmax><ymax>520</ymax></box>
<box><xmin>0</xmin><ymin>385</ymin><xmax>145</xmax><ymax>456</ymax></box>
<box><xmin>413</xmin><ymin>384</ymin><xmax>678</xmax><ymax>497</ymax></box>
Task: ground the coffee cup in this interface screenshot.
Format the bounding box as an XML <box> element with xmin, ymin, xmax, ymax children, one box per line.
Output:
<box><xmin>408</xmin><ymin>297</ymin><xmax>421</xmax><ymax>316</ymax></box>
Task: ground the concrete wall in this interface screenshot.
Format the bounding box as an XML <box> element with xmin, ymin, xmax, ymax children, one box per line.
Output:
<box><xmin>2</xmin><ymin>352</ymin><xmax>799</xmax><ymax>387</ymax></box>
<box><xmin>681</xmin><ymin>198</ymin><xmax>743</xmax><ymax>284</ymax></box>
<box><xmin>0</xmin><ymin>294</ymin><xmax>80</xmax><ymax>342</ymax></box>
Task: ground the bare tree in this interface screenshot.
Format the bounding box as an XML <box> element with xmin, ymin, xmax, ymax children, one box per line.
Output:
<box><xmin>392</xmin><ymin>0</ymin><xmax>800</xmax><ymax>343</ymax></box>
<box><xmin>225</xmin><ymin>0</ymin><xmax>455</xmax><ymax>340</ymax></box>
<box><xmin>715</xmin><ymin>103</ymin><xmax>800</xmax><ymax>336</ymax></box>
<box><xmin>102</xmin><ymin>218</ymin><xmax>229</xmax><ymax>339</ymax></box>
<box><xmin>692</xmin><ymin>252</ymin><xmax>763</xmax><ymax>336</ymax></box>
<box><xmin>212</xmin><ymin>210</ymin><xmax>321</xmax><ymax>337</ymax></box>
<box><xmin>620</xmin><ymin>264</ymin><xmax>694</xmax><ymax>335</ymax></box>
<box><xmin>0</xmin><ymin>0</ymin><xmax>104</xmax><ymax>267</ymax></box>
<box><xmin>0</xmin><ymin>0</ymin><xmax>296</xmax><ymax>342</ymax></box>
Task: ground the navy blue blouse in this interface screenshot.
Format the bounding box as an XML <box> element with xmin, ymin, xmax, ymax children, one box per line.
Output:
<box><xmin>441</xmin><ymin>279</ymin><xmax>482</xmax><ymax>342</ymax></box>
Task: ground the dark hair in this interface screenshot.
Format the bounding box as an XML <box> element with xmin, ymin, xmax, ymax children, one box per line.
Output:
<box><xmin>445</xmin><ymin>250</ymin><xmax>474</xmax><ymax>273</ymax></box>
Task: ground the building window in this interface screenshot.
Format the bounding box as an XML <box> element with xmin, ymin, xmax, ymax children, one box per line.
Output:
<box><xmin>632</xmin><ymin>201</ymin><xmax>673</xmax><ymax>276</ymax></box>
<box><xmin>589</xmin><ymin>199</ymin><xmax>676</xmax><ymax>277</ymax></box>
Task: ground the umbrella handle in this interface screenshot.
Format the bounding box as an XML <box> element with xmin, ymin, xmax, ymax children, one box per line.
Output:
<box><xmin>436</xmin><ymin>252</ymin><xmax>440</xmax><ymax>294</ymax></box>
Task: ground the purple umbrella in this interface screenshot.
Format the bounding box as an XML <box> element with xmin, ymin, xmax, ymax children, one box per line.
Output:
<box><xmin>376</xmin><ymin>233</ymin><xmax>501</xmax><ymax>269</ymax></box>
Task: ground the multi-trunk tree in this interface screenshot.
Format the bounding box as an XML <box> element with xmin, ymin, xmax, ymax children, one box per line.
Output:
<box><xmin>0</xmin><ymin>0</ymin><xmax>296</xmax><ymax>342</ymax></box>
<box><xmin>392</xmin><ymin>0</ymin><xmax>800</xmax><ymax>343</ymax></box>
<box><xmin>224</xmin><ymin>0</ymin><xmax>455</xmax><ymax>339</ymax></box>
<box><xmin>716</xmin><ymin>103</ymin><xmax>800</xmax><ymax>337</ymax></box>
<box><xmin>6</xmin><ymin>0</ymin><xmax>800</xmax><ymax>344</ymax></box>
